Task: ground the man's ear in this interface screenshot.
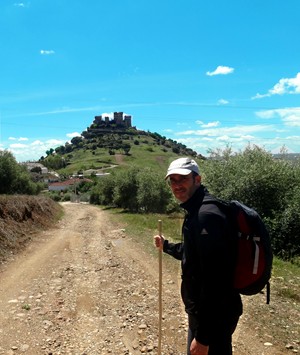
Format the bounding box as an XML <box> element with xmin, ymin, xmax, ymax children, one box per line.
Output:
<box><xmin>195</xmin><ymin>174</ymin><xmax>201</xmax><ymax>186</ymax></box>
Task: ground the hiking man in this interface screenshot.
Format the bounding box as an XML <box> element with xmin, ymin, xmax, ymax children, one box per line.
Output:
<box><xmin>154</xmin><ymin>157</ymin><xmax>243</xmax><ymax>355</ymax></box>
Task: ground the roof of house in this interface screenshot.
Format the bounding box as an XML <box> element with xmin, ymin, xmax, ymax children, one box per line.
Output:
<box><xmin>48</xmin><ymin>178</ymin><xmax>92</xmax><ymax>187</ymax></box>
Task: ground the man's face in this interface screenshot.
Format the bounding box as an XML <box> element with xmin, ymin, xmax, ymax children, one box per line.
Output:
<box><xmin>168</xmin><ymin>173</ymin><xmax>201</xmax><ymax>203</ymax></box>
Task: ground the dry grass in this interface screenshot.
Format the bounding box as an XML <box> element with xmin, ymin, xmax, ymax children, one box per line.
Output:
<box><xmin>0</xmin><ymin>195</ymin><xmax>62</xmax><ymax>263</ymax></box>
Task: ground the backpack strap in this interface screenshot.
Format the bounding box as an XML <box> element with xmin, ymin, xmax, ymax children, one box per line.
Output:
<box><xmin>202</xmin><ymin>195</ymin><xmax>231</xmax><ymax>209</ymax></box>
<box><xmin>253</xmin><ymin>237</ymin><xmax>260</xmax><ymax>274</ymax></box>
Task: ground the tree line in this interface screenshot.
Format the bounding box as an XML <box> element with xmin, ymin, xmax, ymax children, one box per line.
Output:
<box><xmin>90</xmin><ymin>146</ymin><xmax>300</xmax><ymax>261</ymax></box>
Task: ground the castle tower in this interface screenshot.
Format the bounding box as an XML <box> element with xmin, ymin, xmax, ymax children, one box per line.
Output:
<box><xmin>114</xmin><ymin>112</ymin><xmax>123</xmax><ymax>125</ymax></box>
<box><xmin>94</xmin><ymin>115</ymin><xmax>102</xmax><ymax>124</ymax></box>
<box><xmin>124</xmin><ymin>115</ymin><xmax>132</xmax><ymax>127</ymax></box>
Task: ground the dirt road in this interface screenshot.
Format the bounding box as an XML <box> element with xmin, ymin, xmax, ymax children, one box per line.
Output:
<box><xmin>0</xmin><ymin>203</ymin><xmax>287</xmax><ymax>354</ymax></box>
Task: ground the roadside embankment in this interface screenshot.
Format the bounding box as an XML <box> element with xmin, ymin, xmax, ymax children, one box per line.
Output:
<box><xmin>0</xmin><ymin>195</ymin><xmax>62</xmax><ymax>263</ymax></box>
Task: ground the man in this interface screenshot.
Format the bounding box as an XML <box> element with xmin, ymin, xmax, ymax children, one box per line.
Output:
<box><xmin>154</xmin><ymin>157</ymin><xmax>243</xmax><ymax>355</ymax></box>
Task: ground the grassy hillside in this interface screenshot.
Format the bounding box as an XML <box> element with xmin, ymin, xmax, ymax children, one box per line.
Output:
<box><xmin>40</xmin><ymin>124</ymin><xmax>205</xmax><ymax>176</ymax></box>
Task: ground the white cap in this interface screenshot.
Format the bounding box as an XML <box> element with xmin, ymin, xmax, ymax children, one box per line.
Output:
<box><xmin>165</xmin><ymin>157</ymin><xmax>200</xmax><ymax>179</ymax></box>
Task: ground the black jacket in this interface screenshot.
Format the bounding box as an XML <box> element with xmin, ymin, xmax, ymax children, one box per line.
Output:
<box><xmin>163</xmin><ymin>185</ymin><xmax>243</xmax><ymax>345</ymax></box>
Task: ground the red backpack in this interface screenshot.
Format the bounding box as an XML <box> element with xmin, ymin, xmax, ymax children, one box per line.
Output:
<box><xmin>203</xmin><ymin>196</ymin><xmax>273</xmax><ymax>304</ymax></box>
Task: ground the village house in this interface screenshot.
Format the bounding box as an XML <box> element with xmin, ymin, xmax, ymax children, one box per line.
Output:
<box><xmin>48</xmin><ymin>178</ymin><xmax>92</xmax><ymax>192</ymax></box>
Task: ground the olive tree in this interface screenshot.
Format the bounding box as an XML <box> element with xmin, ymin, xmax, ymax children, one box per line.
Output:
<box><xmin>202</xmin><ymin>145</ymin><xmax>297</xmax><ymax>218</ymax></box>
<box><xmin>136</xmin><ymin>168</ymin><xmax>171</xmax><ymax>213</ymax></box>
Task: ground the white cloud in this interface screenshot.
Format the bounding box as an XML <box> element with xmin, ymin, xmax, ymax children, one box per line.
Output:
<box><xmin>239</xmin><ymin>135</ymin><xmax>256</xmax><ymax>140</ymax></box>
<box><xmin>206</xmin><ymin>66</ymin><xmax>234</xmax><ymax>76</ymax></box>
<box><xmin>251</xmin><ymin>93</ymin><xmax>265</xmax><ymax>100</ymax></box>
<box><xmin>40</xmin><ymin>50</ymin><xmax>55</xmax><ymax>55</ymax></box>
<box><xmin>219</xmin><ymin>134</ymin><xmax>255</xmax><ymax>143</ymax></box>
<box><xmin>46</xmin><ymin>139</ymin><xmax>65</xmax><ymax>146</ymax></box>
<box><xmin>252</xmin><ymin>72</ymin><xmax>300</xmax><ymax>99</ymax></box>
<box><xmin>282</xmin><ymin>114</ymin><xmax>300</xmax><ymax>127</ymax></box>
<box><xmin>173</xmin><ymin>116</ymin><xmax>300</xmax><ymax>156</ymax></box>
<box><xmin>286</xmin><ymin>135</ymin><xmax>300</xmax><ymax>142</ymax></box>
<box><xmin>202</xmin><ymin>137</ymin><xmax>214</xmax><ymax>142</ymax></box>
<box><xmin>256</xmin><ymin>107</ymin><xmax>300</xmax><ymax>127</ymax></box>
<box><xmin>255</xmin><ymin>110</ymin><xmax>274</xmax><ymax>119</ymax></box>
<box><xmin>66</xmin><ymin>132</ymin><xmax>81</xmax><ymax>138</ymax></box>
<box><xmin>178</xmin><ymin>124</ymin><xmax>271</xmax><ymax>137</ymax></box>
<box><xmin>216</xmin><ymin>135</ymin><xmax>230</xmax><ymax>142</ymax></box>
<box><xmin>31</xmin><ymin>140</ymin><xmax>44</xmax><ymax>146</ymax></box>
<box><xmin>218</xmin><ymin>99</ymin><xmax>229</xmax><ymax>105</ymax></box>
<box><xmin>198</xmin><ymin>121</ymin><xmax>220</xmax><ymax>128</ymax></box>
<box><xmin>14</xmin><ymin>3</ymin><xmax>26</xmax><ymax>7</ymax></box>
<box><xmin>176</xmin><ymin>135</ymin><xmax>259</xmax><ymax>156</ymax></box>
<box><xmin>101</xmin><ymin>112</ymin><xmax>114</xmax><ymax>119</ymax></box>
<box><xmin>8</xmin><ymin>136</ymin><xmax>28</xmax><ymax>141</ymax></box>
<box><xmin>172</xmin><ymin>112</ymin><xmax>300</xmax><ymax>156</ymax></box>
<box><xmin>10</xmin><ymin>143</ymin><xmax>27</xmax><ymax>149</ymax></box>
<box><xmin>6</xmin><ymin>138</ymin><xmax>66</xmax><ymax>162</ymax></box>
<box><xmin>270</xmin><ymin>73</ymin><xmax>300</xmax><ymax>95</ymax></box>
<box><xmin>271</xmin><ymin>146</ymin><xmax>295</xmax><ymax>154</ymax></box>
<box><xmin>176</xmin><ymin>137</ymin><xmax>211</xmax><ymax>150</ymax></box>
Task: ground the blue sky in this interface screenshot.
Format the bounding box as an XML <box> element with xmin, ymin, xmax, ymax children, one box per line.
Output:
<box><xmin>1</xmin><ymin>0</ymin><xmax>300</xmax><ymax>162</ymax></box>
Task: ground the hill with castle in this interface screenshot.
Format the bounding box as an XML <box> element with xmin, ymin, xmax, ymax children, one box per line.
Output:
<box><xmin>39</xmin><ymin>112</ymin><xmax>204</xmax><ymax>175</ymax></box>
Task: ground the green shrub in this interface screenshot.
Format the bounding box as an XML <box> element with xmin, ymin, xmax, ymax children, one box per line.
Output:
<box><xmin>91</xmin><ymin>167</ymin><xmax>173</xmax><ymax>213</ymax></box>
<box><xmin>62</xmin><ymin>193</ymin><xmax>71</xmax><ymax>202</ymax></box>
<box><xmin>113</xmin><ymin>168</ymin><xmax>139</xmax><ymax>211</ymax></box>
<box><xmin>267</xmin><ymin>186</ymin><xmax>300</xmax><ymax>260</ymax></box>
<box><xmin>85</xmin><ymin>144</ymin><xmax>300</xmax><ymax>260</ymax></box>
<box><xmin>0</xmin><ymin>151</ymin><xmax>42</xmax><ymax>195</ymax></box>
<box><xmin>90</xmin><ymin>174</ymin><xmax>116</xmax><ymax>206</ymax></box>
<box><xmin>49</xmin><ymin>192</ymin><xmax>62</xmax><ymax>202</ymax></box>
<box><xmin>136</xmin><ymin>168</ymin><xmax>171</xmax><ymax>213</ymax></box>
<box><xmin>202</xmin><ymin>146</ymin><xmax>300</xmax><ymax>218</ymax></box>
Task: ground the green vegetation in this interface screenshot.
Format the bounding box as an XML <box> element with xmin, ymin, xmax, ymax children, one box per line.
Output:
<box><xmin>90</xmin><ymin>166</ymin><xmax>176</xmax><ymax>213</ymax></box>
<box><xmin>107</xmin><ymin>208</ymin><xmax>184</xmax><ymax>265</ymax></box>
<box><xmin>0</xmin><ymin>151</ymin><xmax>43</xmax><ymax>195</ymax></box>
<box><xmin>201</xmin><ymin>145</ymin><xmax>300</xmax><ymax>261</ymax></box>
<box><xmin>22</xmin><ymin>304</ymin><xmax>31</xmax><ymax>311</ymax></box>
<box><xmin>272</xmin><ymin>257</ymin><xmax>300</xmax><ymax>302</ymax></box>
<box><xmin>90</xmin><ymin>145</ymin><xmax>300</xmax><ymax>261</ymax></box>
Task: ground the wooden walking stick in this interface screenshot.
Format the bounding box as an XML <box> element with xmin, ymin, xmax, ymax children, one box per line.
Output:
<box><xmin>158</xmin><ymin>220</ymin><xmax>163</xmax><ymax>355</ymax></box>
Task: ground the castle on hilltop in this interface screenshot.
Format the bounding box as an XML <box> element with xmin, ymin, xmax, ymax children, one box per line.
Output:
<box><xmin>92</xmin><ymin>112</ymin><xmax>132</xmax><ymax>129</ymax></box>
<box><xmin>82</xmin><ymin>111</ymin><xmax>136</xmax><ymax>138</ymax></box>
